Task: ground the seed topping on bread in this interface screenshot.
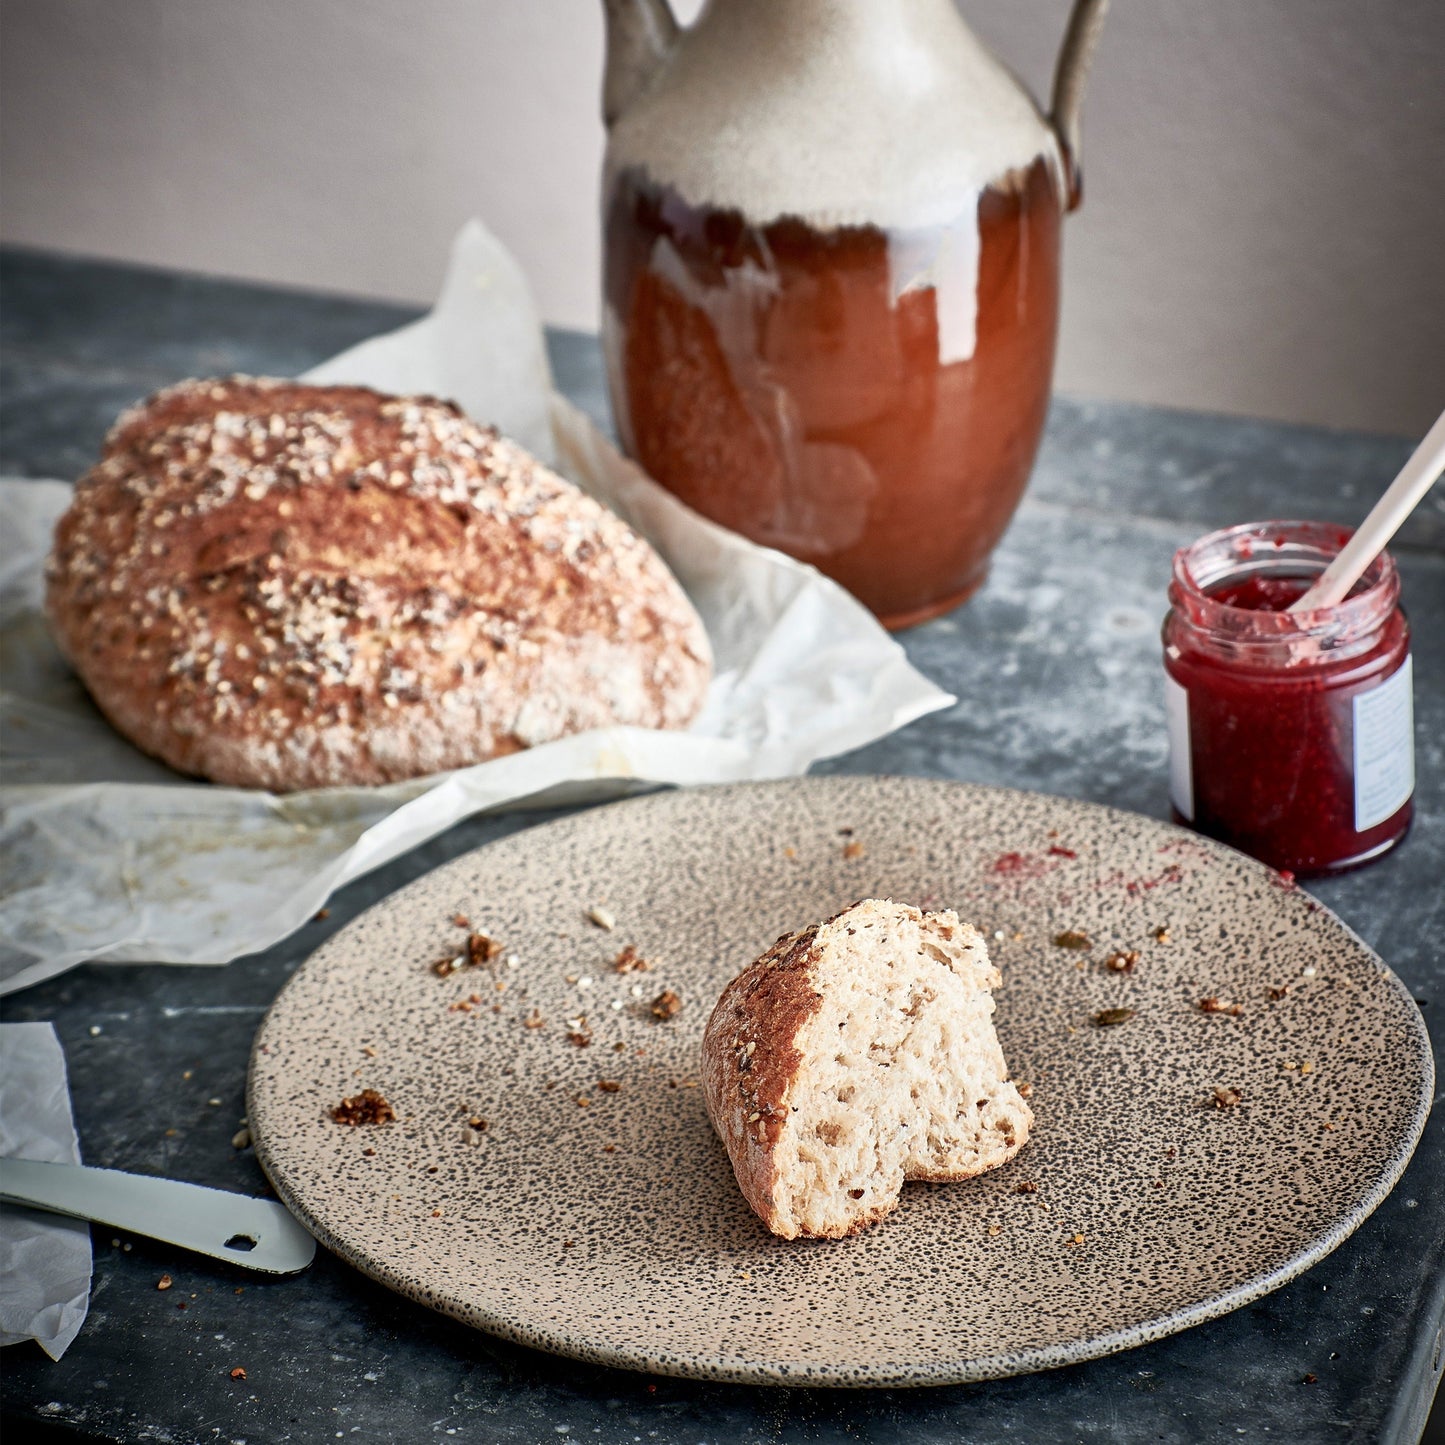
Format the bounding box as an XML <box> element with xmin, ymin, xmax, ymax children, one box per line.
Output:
<box><xmin>45</xmin><ymin>377</ymin><xmax>711</xmax><ymax>789</ymax></box>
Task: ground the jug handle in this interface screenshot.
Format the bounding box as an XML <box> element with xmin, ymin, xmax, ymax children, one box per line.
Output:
<box><xmin>1049</xmin><ymin>0</ymin><xmax>1110</xmax><ymax>211</ymax></box>
<box><xmin>602</xmin><ymin>0</ymin><xmax>680</xmax><ymax>128</ymax></box>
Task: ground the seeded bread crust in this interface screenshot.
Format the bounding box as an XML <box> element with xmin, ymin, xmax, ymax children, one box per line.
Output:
<box><xmin>702</xmin><ymin>922</ymin><xmax>827</xmax><ymax>1233</ymax></box>
<box><xmin>45</xmin><ymin>376</ymin><xmax>712</xmax><ymax>791</ymax></box>
<box><xmin>702</xmin><ymin>899</ymin><xmax>1032</xmax><ymax>1239</ymax></box>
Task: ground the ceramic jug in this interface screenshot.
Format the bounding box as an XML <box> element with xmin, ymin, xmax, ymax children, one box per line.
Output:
<box><xmin>600</xmin><ymin>0</ymin><xmax>1108</xmax><ymax>628</ymax></box>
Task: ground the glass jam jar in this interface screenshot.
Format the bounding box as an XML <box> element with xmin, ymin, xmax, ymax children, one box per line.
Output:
<box><xmin>1163</xmin><ymin>520</ymin><xmax>1414</xmax><ymax>876</ymax></box>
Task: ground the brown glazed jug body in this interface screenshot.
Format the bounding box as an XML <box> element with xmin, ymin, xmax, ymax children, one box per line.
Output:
<box><xmin>600</xmin><ymin>0</ymin><xmax>1107</xmax><ymax>628</ymax></box>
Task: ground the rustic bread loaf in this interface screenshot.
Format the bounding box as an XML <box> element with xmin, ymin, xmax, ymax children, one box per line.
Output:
<box><xmin>702</xmin><ymin>898</ymin><xmax>1032</xmax><ymax>1239</ymax></box>
<box><xmin>45</xmin><ymin>376</ymin><xmax>712</xmax><ymax>791</ymax></box>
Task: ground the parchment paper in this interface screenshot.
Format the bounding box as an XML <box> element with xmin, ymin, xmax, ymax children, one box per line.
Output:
<box><xmin>0</xmin><ymin>220</ymin><xmax>952</xmax><ymax>994</ymax></box>
<box><xmin>0</xmin><ymin>1023</ymin><xmax>91</xmax><ymax>1360</ymax></box>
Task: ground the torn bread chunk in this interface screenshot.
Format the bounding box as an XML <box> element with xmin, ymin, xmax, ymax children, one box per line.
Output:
<box><xmin>702</xmin><ymin>898</ymin><xmax>1032</xmax><ymax>1239</ymax></box>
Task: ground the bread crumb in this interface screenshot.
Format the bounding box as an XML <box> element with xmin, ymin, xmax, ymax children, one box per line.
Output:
<box><xmin>157</xmin><ymin>1274</ymin><xmax>173</xmax><ymax>1291</ymax></box>
<box><xmin>451</xmin><ymin>913</ymin><xmax>470</xmax><ymax>928</ymax></box>
<box><xmin>650</xmin><ymin>989</ymin><xmax>682</xmax><ymax>1020</ymax></box>
<box><xmin>229</xmin><ymin>1367</ymin><xmax>246</xmax><ymax>1380</ymax></box>
<box><xmin>988</xmin><ymin>1224</ymin><xmax>1002</xmax><ymax>1237</ymax></box>
<box><xmin>611</xmin><ymin>945</ymin><xmax>650</xmax><ymax>974</ymax></box>
<box><xmin>330</xmin><ymin>1089</ymin><xmax>395</xmax><ymax>1126</ymax></box>
<box><xmin>1198</xmin><ymin>997</ymin><xmax>1243</xmax><ymax>1017</ymax></box>
<box><xmin>467</xmin><ymin>932</ymin><xmax>504</xmax><ymax>966</ymax></box>
<box><xmin>1105</xmin><ymin>950</ymin><xmax>1139</xmax><ymax>973</ymax></box>
<box><xmin>523</xmin><ymin>1009</ymin><xmax>545</xmax><ymax>1029</ymax></box>
<box><xmin>1016</xmin><ymin>1081</ymin><xmax>1033</xmax><ymax>1098</ymax></box>
<box><xmin>1153</xmin><ymin>926</ymin><xmax>1171</xmax><ymax>943</ymax></box>
<box><xmin>597</xmin><ymin>1080</ymin><xmax>621</xmax><ymax>1093</ymax></box>
<box><xmin>1054</xmin><ymin>929</ymin><xmax>1092</xmax><ymax>950</ymax></box>
<box><xmin>1267</xmin><ymin>984</ymin><xmax>1290</xmax><ymax>1000</ymax></box>
<box><xmin>842</xmin><ymin>840</ymin><xmax>865</xmax><ymax>860</ymax></box>
<box><xmin>1212</xmin><ymin>1086</ymin><xmax>1243</xmax><ymax>1109</ymax></box>
<box><xmin>1015</xmin><ymin>1180</ymin><xmax>1038</xmax><ymax>1194</ymax></box>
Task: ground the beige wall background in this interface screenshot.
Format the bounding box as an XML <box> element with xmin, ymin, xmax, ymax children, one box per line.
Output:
<box><xmin>2</xmin><ymin>0</ymin><xmax>1442</xmax><ymax>436</ymax></box>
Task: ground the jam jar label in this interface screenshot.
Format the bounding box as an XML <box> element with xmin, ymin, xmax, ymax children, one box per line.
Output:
<box><xmin>1164</xmin><ymin>673</ymin><xmax>1193</xmax><ymax>820</ymax></box>
<box><xmin>1353</xmin><ymin>655</ymin><xmax>1414</xmax><ymax>832</ymax></box>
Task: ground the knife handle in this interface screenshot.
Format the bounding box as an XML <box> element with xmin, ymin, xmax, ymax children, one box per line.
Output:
<box><xmin>0</xmin><ymin>1157</ymin><xmax>316</xmax><ymax>1275</ymax></box>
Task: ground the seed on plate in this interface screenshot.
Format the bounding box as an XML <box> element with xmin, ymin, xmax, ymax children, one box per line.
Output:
<box><xmin>586</xmin><ymin>905</ymin><xmax>616</xmax><ymax>931</ymax></box>
<box><xmin>1092</xmin><ymin>1008</ymin><xmax>1135</xmax><ymax>1027</ymax></box>
<box><xmin>1054</xmin><ymin>930</ymin><xmax>1092</xmax><ymax>951</ymax></box>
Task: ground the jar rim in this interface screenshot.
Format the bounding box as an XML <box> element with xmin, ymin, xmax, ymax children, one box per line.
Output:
<box><xmin>1170</xmin><ymin>519</ymin><xmax>1399</xmax><ymax>642</ymax></box>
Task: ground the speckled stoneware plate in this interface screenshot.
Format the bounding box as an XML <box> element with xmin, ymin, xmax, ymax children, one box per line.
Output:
<box><xmin>247</xmin><ymin>777</ymin><xmax>1433</xmax><ymax>1388</ymax></box>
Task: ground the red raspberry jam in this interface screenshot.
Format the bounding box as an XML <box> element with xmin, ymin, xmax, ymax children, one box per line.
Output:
<box><xmin>1163</xmin><ymin>520</ymin><xmax>1414</xmax><ymax>876</ymax></box>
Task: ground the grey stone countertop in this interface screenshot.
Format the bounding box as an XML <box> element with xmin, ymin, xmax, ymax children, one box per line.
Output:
<box><xmin>1</xmin><ymin>249</ymin><xmax>1442</xmax><ymax>1445</ymax></box>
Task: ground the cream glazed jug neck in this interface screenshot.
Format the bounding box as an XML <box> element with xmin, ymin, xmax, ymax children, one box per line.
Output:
<box><xmin>602</xmin><ymin>0</ymin><xmax>1109</xmax><ymax>227</ymax></box>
